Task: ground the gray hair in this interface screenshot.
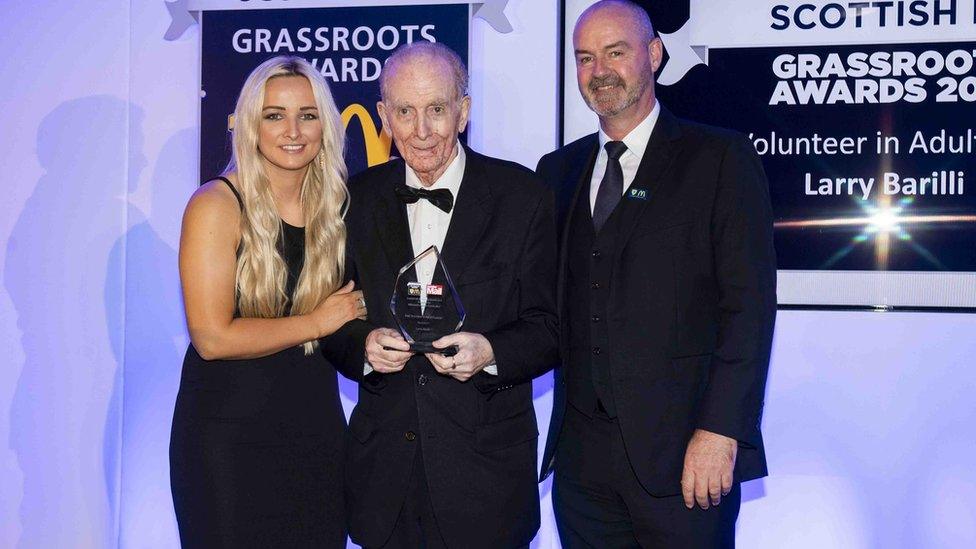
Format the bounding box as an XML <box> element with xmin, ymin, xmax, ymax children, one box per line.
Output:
<box><xmin>577</xmin><ymin>0</ymin><xmax>656</xmax><ymax>43</ymax></box>
<box><xmin>379</xmin><ymin>41</ymin><xmax>469</xmax><ymax>101</ymax></box>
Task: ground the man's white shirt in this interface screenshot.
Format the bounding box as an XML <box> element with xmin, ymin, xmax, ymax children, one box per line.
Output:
<box><xmin>589</xmin><ymin>101</ymin><xmax>661</xmax><ymax>213</ymax></box>
<box><xmin>405</xmin><ymin>143</ymin><xmax>466</xmax><ymax>289</ymax></box>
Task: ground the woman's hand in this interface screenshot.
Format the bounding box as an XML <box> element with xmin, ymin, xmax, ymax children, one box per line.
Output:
<box><xmin>310</xmin><ymin>281</ymin><xmax>367</xmax><ymax>337</ymax></box>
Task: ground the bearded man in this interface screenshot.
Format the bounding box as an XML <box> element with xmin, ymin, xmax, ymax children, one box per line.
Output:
<box><xmin>536</xmin><ymin>1</ymin><xmax>777</xmax><ymax>547</ymax></box>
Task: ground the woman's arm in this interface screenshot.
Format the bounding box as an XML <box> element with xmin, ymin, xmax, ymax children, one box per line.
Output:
<box><xmin>179</xmin><ymin>181</ymin><xmax>362</xmax><ymax>360</ymax></box>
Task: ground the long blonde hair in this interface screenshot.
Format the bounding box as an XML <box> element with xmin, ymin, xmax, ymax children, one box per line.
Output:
<box><xmin>225</xmin><ymin>56</ymin><xmax>348</xmax><ymax>354</ymax></box>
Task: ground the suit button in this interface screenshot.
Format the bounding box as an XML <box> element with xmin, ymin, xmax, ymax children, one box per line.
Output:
<box><xmin>405</xmin><ymin>431</ymin><xmax>417</xmax><ymax>441</ymax></box>
<box><xmin>592</xmin><ymin>250</ymin><xmax>602</xmax><ymax>259</ymax></box>
<box><xmin>418</xmin><ymin>374</ymin><xmax>428</xmax><ymax>386</ymax></box>
<box><xmin>591</xmin><ymin>282</ymin><xmax>601</xmax><ymax>289</ymax></box>
<box><xmin>592</xmin><ymin>347</ymin><xmax>601</xmax><ymax>355</ymax></box>
<box><xmin>591</xmin><ymin>314</ymin><xmax>601</xmax><ymax>323</ymax></box>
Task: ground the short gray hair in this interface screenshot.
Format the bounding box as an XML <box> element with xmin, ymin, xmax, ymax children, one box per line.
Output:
<box><xmin>379</xmin><ymin>41</ymin><xmax>469</xmax><ymax>102</ymax></box>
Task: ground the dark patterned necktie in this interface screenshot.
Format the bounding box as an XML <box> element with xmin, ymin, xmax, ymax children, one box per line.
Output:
<box><xmin>592</xmin><ymin>141</ymin><xmax>628</xmax><ymax>232</ymax></box>
<box><xmin>394</xmin><ymin>183</ymin><xmax>454</xmax><ymax>214</ymax></box>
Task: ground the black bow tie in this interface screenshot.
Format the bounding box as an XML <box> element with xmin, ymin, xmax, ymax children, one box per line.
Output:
<box><xmin>394</xmin><ymin>184</ymin><xmax>454</xmax><ymax>214</ymax></box>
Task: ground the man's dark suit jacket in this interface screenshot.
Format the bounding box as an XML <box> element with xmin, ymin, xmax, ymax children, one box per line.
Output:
<box><xmin>321</xmin><ymin>147</ymin><xmax>559</xmax><ymax>548</ymax></box>
<box><xmin>536</xmin><ymin>107</ymin><xmax>777</xmax><ymax>497</ymax></box>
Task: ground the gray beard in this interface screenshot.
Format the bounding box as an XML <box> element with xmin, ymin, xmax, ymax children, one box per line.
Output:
<box><xmin>585</xmin><ymin>74</ymin><xmax>651</xmax><ymax>118</ymax></box>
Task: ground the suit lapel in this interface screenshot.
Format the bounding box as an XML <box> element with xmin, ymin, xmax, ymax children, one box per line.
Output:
<box><xmin>371</xmin><ymin>160</ymin><xmax>416</xmax><ymax>275</ymax></box>
<box><xmin>558</xmin><ymin>136</ymin><xmax>600</xmax><ymax>258</ymax></box>
<box><xmin>440</xmin><ymin>146</ymin><xmax>491</xmax><ymax>281</ymax></box>
<box><xmin>612</xmin><ymin>107</ymin><xmax>683</xmax><ymax>256</ymax></box>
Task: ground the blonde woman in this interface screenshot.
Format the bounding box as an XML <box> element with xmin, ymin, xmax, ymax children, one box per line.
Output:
<box><xmin>170</xmin><ymin>56</ymin><xmax>364</xmax><ymax>547</ymax></box>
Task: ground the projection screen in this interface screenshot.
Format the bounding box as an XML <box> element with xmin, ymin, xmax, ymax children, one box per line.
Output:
<box><xmin>562</xmin><ymin>0</ymin><xmax>976</xmax><ymax>309</ymax></box>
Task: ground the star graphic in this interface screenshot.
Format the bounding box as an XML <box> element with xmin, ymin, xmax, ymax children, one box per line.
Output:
<box><xmin>164</xmin><ymin>0</ymin><xmax>197</xmax><ymax>42</ymax></box>
<box><xmin>474</xmin><ymin>0</ymin><xmax>513</xmax><ymax>34</ymax></box>
<box><xmin>658</xmin><ymin>20</ymin><xmax>708</xmax><ymax>87</ymax></box>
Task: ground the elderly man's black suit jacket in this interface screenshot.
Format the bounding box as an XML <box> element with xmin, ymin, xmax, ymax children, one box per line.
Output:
<box><xmin>321</xmin><ymin>147</ymin><xmax>558</xmax><ymax>548</ymax></box>
<box><xmin>536</xmin><ymin>107</ymin><xmax>777</xmax><ymax>496</ymax></box>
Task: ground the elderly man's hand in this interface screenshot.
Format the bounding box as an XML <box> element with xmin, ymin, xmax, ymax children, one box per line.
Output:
<box><xmin>365</xmin><ymin>328</ymin><xmax>414</xmax><ymax>374</ymax></box>
<box><xmin>425</xmin><ymin>332</ymin><xmax>494</xmax><ymax>382</ymax></box>
<box><xmin>681</xmin><ymin>429</ymin><xmax>738</xmax><ymax>510</ymax></box>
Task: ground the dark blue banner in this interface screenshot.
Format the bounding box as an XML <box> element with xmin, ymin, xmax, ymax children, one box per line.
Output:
<box><xmin>200</xmin><ymin>4</ymin><xmax>469</xmax><ymax>181</ymax></box>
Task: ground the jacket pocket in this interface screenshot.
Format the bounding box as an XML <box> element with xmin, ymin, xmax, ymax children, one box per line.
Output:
<box><xmin>474</xmin><ymin>407</ymin><xmax>538</xmax><ymax>454</ymax></box>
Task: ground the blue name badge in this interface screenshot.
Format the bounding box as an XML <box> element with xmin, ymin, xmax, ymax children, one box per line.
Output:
<box><xmin>627</xmin><ymin>187</ymin><xmax>649</xmax><ymax>201</ymax></box>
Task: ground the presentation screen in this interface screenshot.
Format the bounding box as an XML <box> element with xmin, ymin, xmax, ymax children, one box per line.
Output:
<box><xmin>562</xmin><ymin>0</ymin><xmax>976</xmax><ymax>309</ymax></box>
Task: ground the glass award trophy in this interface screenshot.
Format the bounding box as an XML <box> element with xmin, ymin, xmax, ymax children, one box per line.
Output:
<box><xmin>390</xmin><ymin>245</ymin><xmax>465</xmax><ymax>356</ymax></box>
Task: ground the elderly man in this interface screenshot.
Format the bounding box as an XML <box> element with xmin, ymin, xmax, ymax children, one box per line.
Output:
<box><xmin>536</xmin><ymin>1</ymin><xmax>777</xmax><ymax>547</ymax></box>
<box><xmin>321</xmin><ymin>41</ymin><xmax>558</xmax><ymax>549</ymax></box>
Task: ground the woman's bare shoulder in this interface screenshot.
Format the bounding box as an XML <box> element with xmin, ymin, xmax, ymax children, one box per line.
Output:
<box><xmin>183</xmin><ymin>176</ymin><xmax>242</xmax><ymax>237</ymax></box>
<box><xmin>186</xmin><ymin>175</ymin><xmax>241</xmax><ymax>216</ymax></box>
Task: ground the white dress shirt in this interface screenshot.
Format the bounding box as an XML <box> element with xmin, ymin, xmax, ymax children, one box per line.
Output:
<box><xmin>405</xmin><ymin>143</ymin><xmax>466</xmax><ymax>289</ymax></box>
<box><xmin>589</xmin><ymin>101</ymin><xmax>661</xmax><ymax>213</ymax></box>
<box><xmin>366</xmin><ymin>143</ymin><xmax>496</xmax><ymax>375</ymax></box>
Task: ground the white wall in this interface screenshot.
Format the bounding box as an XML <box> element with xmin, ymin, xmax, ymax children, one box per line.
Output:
<box><xmin>1</xmin><ymin>1</ymin><xmax>974</xmax><ymax>548</ymax></box>
<box><xmin>740</xmin><ymin>310</ymin><xmax>976</xmax><ymax>547</ymax></box>
<box><xmin>117</xmin><ymin>2</ymin><xmax>200</xmax><ymax>545</ymax></box>
<box><xmin>0</xmin><ymin>1</ymin><xmax>130</xmax><ymax>546</ymax></box>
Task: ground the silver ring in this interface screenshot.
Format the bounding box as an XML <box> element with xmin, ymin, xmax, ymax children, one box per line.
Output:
<box><xmin>358</xmin><ymin>297</ymin><xmax>366</xmax><ymax>307</ymax></box>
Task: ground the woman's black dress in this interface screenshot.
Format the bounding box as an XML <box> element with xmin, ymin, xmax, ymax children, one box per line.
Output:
<box><xmin>170</xmin><ymin>179</ymin><xmax>346</xmax><ymax>548</ymax></box>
